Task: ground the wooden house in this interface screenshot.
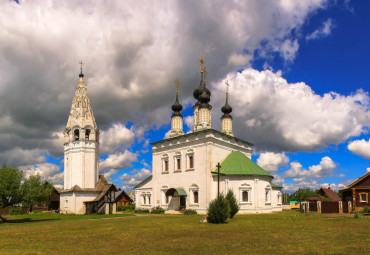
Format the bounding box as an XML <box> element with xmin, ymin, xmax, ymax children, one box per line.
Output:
<box><xmin>340</xmin><ymin>172</ymin><xmax>370</xmax><ymax>211</ymax></box>
<box><xmin>114</xmin><ymin>189</ymin><xmax>133</xmax><ymax>206</ymax></box>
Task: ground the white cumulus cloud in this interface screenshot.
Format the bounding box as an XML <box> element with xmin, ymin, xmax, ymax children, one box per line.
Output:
<box><xmin>257</xmin><ymin>152</ymin><xmax>289</xmax><ymax>172</ymax></box>
<box><xmin>306</xmin><ymin>18</ymin><xmax>334</xmax><ymax>41</ymax></box>
<box><xmin>212</xmin><ymin>69</ymin><xmax>370</xmax><ymax>152</ymax></box>
<box><xmin>347</xmin><ymin>139</ymin><xmax>370</xmax><ymax>159</ymax></box>
<box><xmin>100</xmin><ymin>123</ymin><xmax>135</xmax><ymax>154</ymax></box>
<box><xmin>283</xmin><ymin>156</ymin><xmax>336</xmax><ymax>178</ymax></box>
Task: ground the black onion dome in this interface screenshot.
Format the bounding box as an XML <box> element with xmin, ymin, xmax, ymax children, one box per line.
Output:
<box><xmin>172</xmin><ymin>95</ymin><xmax>183</xmax><ymax>112</ymax></box>
<box><xmin>199</xmin><ymin>89</ymin><xmax>210</xmax><ymax>104</ymax></box>
<box><xmin>221</xmin><ymin>102</ymin><xmax>232</xmax><ymax>114</ymax></box>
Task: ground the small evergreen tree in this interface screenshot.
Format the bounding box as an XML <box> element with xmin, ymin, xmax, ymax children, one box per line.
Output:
<box><xmin>226</xmin><ymin>189</ymin><xmax>239</xmax><ymax>218</ymax></box>
<box><xmin>207</xmin><ymin>194</ymin><xmax>229</xmax><ymax>224</ymax></box>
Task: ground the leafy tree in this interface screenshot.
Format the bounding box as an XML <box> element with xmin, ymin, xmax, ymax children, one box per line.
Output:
<box><xmin>21</xmin><ymin>175</ymin><xmax>53</xmax><ymax>212</ymax></box>
<box><xmin>289</xmin><ymin>188</ymin><xmax>319</xmax><ymax>202</ymax></box>
<box><xmin>0</xmin><ymin>165</ymin><xmax>23</xmax><ymax>221</ymax></box>
<box><xmin>226</xmin><ymin>189</ymin><xmax>239</xmax><ymax>219</ymax></box>
<box><xmin>207</xmin><ymin>194</ymin><xmax>230</xmax><ymax>224</ymax></box>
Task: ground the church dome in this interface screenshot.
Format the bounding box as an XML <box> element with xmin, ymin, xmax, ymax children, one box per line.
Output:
<box><xmin>172</xmin><ymin>96</ymin><xmax>183</xmax><ymax>112</ymax></box>
<box><xmin>221</xmin><ymin>101</ymin><xmax>232</xmax><ymax>114</ymax></box>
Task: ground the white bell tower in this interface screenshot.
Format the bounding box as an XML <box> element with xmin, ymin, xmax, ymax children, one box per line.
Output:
<box><xmin>63</xmin><ymin>62</ymin><xmax>99</xmax><ymax>189</ymax></box>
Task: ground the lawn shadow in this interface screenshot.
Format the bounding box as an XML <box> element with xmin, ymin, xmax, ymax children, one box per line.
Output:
<box><xmin>0</xmin><ymin>218</ymin><xmax>60</xmax><ymax>224</ymax></box>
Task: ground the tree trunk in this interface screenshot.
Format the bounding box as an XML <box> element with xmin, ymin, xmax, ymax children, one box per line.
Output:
<box><xmin>0</xmin><ymin>214</ymin><xmax>6</xmax><ymax>222</ymax></box>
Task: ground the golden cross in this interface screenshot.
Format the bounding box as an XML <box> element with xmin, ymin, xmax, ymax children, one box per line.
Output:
<box><xmin>175</xmin><ymin>79</ymin><xmax>179</xmax><ymax>94</ymax></box>
<box><xmin>225</xmin><ymin>80</ymin><xmax>229</xmax><ymax>94</ymax></box>
<box><xmin>200</xmin><ymin>56</ymin><xmax>204</xmax><ymax>73</ymax></box>
<box><xmin>203</xmin><ymin>66</ymin><xmax>207</xmax><ymax>82</ymax></box>
<box><xmin>79</xmin><ymin>60</ymin><xmax>83</xmax><ymax>73</ymax></box>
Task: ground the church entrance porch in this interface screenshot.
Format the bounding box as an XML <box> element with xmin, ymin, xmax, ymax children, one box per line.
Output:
<box><xmin>166</xmin><ymin>188</ymin><xmax>187</xmax><ymax>211</ymax></box>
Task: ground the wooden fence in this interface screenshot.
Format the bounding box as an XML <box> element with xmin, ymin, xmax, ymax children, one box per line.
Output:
<box><xmin>301</xmin><ymin>201</ymin><xmax>352</xmax><ymax>214</ymax></box>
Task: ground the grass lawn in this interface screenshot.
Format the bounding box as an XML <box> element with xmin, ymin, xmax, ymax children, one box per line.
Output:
<box><xmin>0</xmin><ymin>210</ymin><xmax>369</xmax><ymax>254</ymax></box>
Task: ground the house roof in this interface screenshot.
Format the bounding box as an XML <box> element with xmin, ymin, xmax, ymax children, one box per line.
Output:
<box><xmin>134</xmin><ymin>175</ymin><xmax>153</xmax><ymax>189</ymax></box>
<box><xmin>319</xmin><ymin>188</ymin><xmax>340</xmax><ymax>201</ymax></box>
<box><xmin>214</xmin><ymin>151</ymin><xmax>273</xmax><ymax>177</ymax></box>
<box><xmin>60</xmin><ymin>175</ymin><xmax>110</xmax><ymax>193</ymax></box>
<box><xmin>114</xmin><ymin>189</ymin><xmax>133</xmax><ymax>203</ymax></box>
<box><xmin>348</xmin><ymin>172</ymin><xmax>370</xmax><ymax>188</ymax></box>
<box><xmin>151</xmin><ymin>129</ymin><xmax>253</xmax><ymax>147</ymax></box>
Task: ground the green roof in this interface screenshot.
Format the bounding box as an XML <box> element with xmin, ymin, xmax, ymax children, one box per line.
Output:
<box><xmin>271</xmin><ymin>183</ymin><xmax>283</xmax><ymax>189</ymax></box>
<box><xmin>214</xmin><ymin>151</ymin><xmax>273</xmax><ymax>177</ymax></box>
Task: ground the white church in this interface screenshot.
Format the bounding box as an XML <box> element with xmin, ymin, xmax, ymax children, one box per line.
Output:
<box><xmin>60</xmin><ymin>66</ymin><xmax>117</xmax><ymax>214</ymax></box>
<box><xmin>135</xmin><ymin>57</ymin><xmax>283</xmax><ymax>214</ymax></box>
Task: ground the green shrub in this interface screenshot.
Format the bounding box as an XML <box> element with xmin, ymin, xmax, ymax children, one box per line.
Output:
<box><xmin>151</xmin><ymin>206</ymin><xmax>165</xmax><ymax>214</ymax></box>
<box><xmin>362</xmin><ymin>206</ymin><xmax>370</xmax><ymax>214</ymax></box>
<box><xmin>183</xmin><ymin>209</ymin><xmax>197</xmax><ymax>215</ymax></box>
<box><xmin>135</xmin><ymin>209</ymin><xmax>150</xmax><ymax>214</ymax></box>
<box><xmin>207</xmin><ymin>194</ymin><xmax>230</xmax><ymax>224</ymax></box>
<box><xmin>354</xmin><ymin>212</ymin><xmax>359</xmax><ymax>219</ymax></box>
<box><xmin>117</xmin><ymin>205</ymin><xmax>135</xmax><ymax>212</ymax></box>
<box><xmin>226</xmin><ymin>189</ymin><xmax>239</xmax><ymax>219</ymax></box>
<box><xmin>9</xmin><ymin>207</ymin><xmax>22</xmax><ymax>215</ymax></box>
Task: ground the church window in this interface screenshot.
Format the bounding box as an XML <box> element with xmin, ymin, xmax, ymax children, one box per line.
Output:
<box><xmin>189</xmin><ymin>184</ymin><xmax>199</xmax><ymax>205</ymax></box>
<box><xmin>186</xmin><ymin>149</ymin><xmax>194</xmax><ymax>170</ymax></box>
<box><xmin>239</xmin><ymin>184</ymin><xmax>252</xmax><ymax>204</ymax></box>
<box><xmin>189</xmin><ymin>156</ymin><xmax>194</xmax><ymax>169</ymax></box>
<box><xmin>176</xmin><ymin>158</ymin><xmax>181</xmax><ymax>170</ymax></box>
<box><xmin>148</xmin><ymin>195</ymin><xmax>151</xmax><ymax>205</ymax></box>
<box><xmin>74</xmin><ymin>129</ymin><xmax>80</xmax><ymax>141</ymax></box>
<box><xmin>85</xmin><ymin>129</ymin><xmax>91</xmax><ymax>140</ymax></box>
<box><xmin>277</xmin><ymin>192</ymin><xmax>282</xmax><ymax>205</ymax></box>
<box><xmin>242</xmin><ymin>191</ymin><xmax>248</xmax><ymax>202</ymax></box>
<box><xmin>162</xmin><ymin>154</ymin><xmax>169</xmax><ymax>173</ymax></box>
<box><xmin>265</xmin><ymin>185</ymin><xmax>271</xmax><ymax>204</ymax></box>
<box><xmin>174</xmin><ymin>151</ymin><xmax>181</xmax><ymax>171</ymax></box>
<box><xmin>193</xmin><ymin>191</ymin><xmax>198</xmax><ymax>204</ymax></box>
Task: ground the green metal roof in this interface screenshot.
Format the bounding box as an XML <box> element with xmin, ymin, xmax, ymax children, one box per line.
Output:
<box><xmin>271</xmin><ymin>183</ymin><xmax>283</xmax><ymax>189</ymax></box>
<box><xmin>214</xmin><ymin>151</ymin><xmax>273</xmax><ymax>177</ymax></box>
<box><xmin>174</xmin><ymin>188</ymin><xmax>187</xmax><ymax>196</ymax></box>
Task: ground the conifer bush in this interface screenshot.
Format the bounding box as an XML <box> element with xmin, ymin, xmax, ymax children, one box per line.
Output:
<box><xmin>151</xmin><ymin>206</ymin><xmax>165</xmax><ymax>214</ymax></box>
<box><xmin>207</xmin><ymin>194</ymin><xmax>230</xmax><ymax>224</ymax></box>
<box><xmin>226</xmin><ymin>189</ymin><xmax>239</xmax><ymax>219</ymax></box>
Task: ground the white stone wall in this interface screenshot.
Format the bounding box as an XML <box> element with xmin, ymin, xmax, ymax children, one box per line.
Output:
<box><xmin>60</xmin><ymin>192</ymin><xmax>99</xmax><ymax>214</ymax></box>
<box><xmin>64</xmin><ymin>140</ymin><xmax>98</xmax><ymax>189</ymax></box>
<box><xmin>212</xmin><ymin>175</ymin><xmax>277</xmax><ymax>213</ymax></box>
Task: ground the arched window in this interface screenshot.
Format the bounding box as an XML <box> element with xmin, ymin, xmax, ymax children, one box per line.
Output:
<box><xmin>85</xmin><ymin>129</ymin><xmax>91</xmax><ymax>140</ymax></box>
<box><xmin>239</xmin><ymin>183</ymin><xmax>252</xmax><ymax>204</ymax></box>
<box><xmin>189</xmin><ymin>184</ymin><xmax>199</xmax><ymax>205</ymax></box>
<box><xmin>74</xmin><ymin>129</ymin><xmax>80</xmax><ymax>141</ymax></box>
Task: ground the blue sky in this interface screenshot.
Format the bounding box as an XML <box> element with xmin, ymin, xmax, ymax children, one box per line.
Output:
<box><xmin>1</xmin><ymin>0</ymin><xmax>370</xmax><ymax>193</ymax></box>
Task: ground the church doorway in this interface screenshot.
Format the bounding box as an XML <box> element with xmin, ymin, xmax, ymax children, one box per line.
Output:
<box><xmin>166</xmin><ymin>188</ymin><xmax>187</xmax><ymax>211</ymax></box>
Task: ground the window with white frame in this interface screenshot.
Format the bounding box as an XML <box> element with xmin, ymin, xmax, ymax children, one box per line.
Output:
<box><xmin>277</xmin><ymin>192</ymin><xmax>282</xmax><ymax>205</ymax></box>
<box><xmin>186</xmin><ymin>149</ymin><xmax>194</xmax><ymax>170</ymax></box>
<box><xmin>161</xmin><ymin>186</ymin><xmax>169</xmax><ymax>205</ymax></box>
<box><xmin>265</xmin><ymin>184</ymin><xmax>271</xmax><ymax>204</ymax></box>
<box><xmin>239</xmin><ymin>184</ymin><xmax>252</xmax><ymax>204</ymax></box>
<box><xmin>189</xmin><ymin>184</ymin><xmax>199</xmax><ymax>205</ymax></box>
<box><xmin>360</xmin><ymin>193</ymin><xmax>368</xmax><ymax>203</ymax></box>
<box><xmin>174</xmin><ymin>151</ymin><xmax>181</xmax><ymax>171</ymax></box>
<box><xmin>162</xmin><ymin>154</ymin><xmax>169</xmax><ymax>173</ymax></box>
<box><xmin>141</xmin><ymin>192</ymin><xmax>152</xmax><ymax>205</ymax></box>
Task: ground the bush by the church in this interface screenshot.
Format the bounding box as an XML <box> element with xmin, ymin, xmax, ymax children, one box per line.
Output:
<box><xmin>207</xmin><ymin>194</ymin><xmax>230</xmax><ymax>224</ymax></box>
<box><xmin>9</xmin><ymin>207</ymin><xmax>22</xmax><ymax>215</ymax></box>
<box><xmin>151</xmin><ymin>206</ymin><xmax>165</xmax><ymax>214</ymax></box>
<box><xmin>135</xmin><ymin>209</ymin><xmax>150</xmax><ymax>213</ymax></box>
<box><xmin>117</xmin><ymin>205</ymin><xmax>135</xmax><ymax>212</ymax></box>
<box><xmin>226</xmin><ymin>189</ymin><xmax>239</xmax><ymax>219</ymax></box>
<box><xmin>183</xmin><ymin>209</ymin><xmax>197</xmax><ymax>215</ymax></box>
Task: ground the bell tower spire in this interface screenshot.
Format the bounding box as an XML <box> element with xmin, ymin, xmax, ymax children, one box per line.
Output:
<box><xmin>221</xmin><ymin>81</ymin><xmax>233</xmax><ymax>136</ymax></box>
<box><xmin>63</xmin><ymin>63</ymin><xmax>99</xmax><ymax>190</ymax></box>
<box><xmin>169</xmin><ymin>79</ymin><xmax>184</xmax><ymax>138</ymax></box>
